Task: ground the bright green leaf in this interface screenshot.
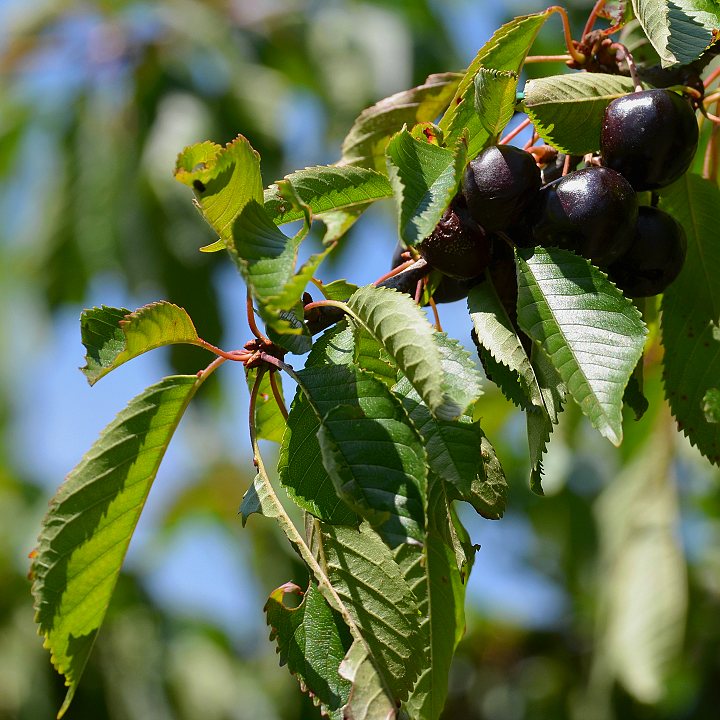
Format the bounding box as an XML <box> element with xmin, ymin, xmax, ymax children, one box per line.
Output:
<box><xmin>31</xmin><ymin>375</ymin><xmax>201</xmax><ymax>717</ymax></box>
<box><xmin>516</xmin><ymin>247</ymin><xmax>646</xmax><ymax>446</ymax></box>
<box><xmin>247</xmin><ymin>368</ymin><xmax>287</xmax><ymax>444</ymax></box>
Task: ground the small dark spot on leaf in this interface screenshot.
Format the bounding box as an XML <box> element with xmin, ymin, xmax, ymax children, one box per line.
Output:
<box><xmin>455</xmin><ymin>97</ymin><xmax>463</xmax><ymax>105</ymax></box>
<box><xmin>193</xmin><ymin>179</ymin><xmax>206</xmax><ymax>192</ymax></box>
<box><xmin>681</xmin><ymin>394</ymin><xmax>688</xmax><ymax>401</ymax></box>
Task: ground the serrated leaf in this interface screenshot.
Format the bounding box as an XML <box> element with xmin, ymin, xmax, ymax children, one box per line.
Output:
<box><xmin>439</xmin><ymin>11</ymin><xmax>551</xmax><ymax>136</ymax></box>
<box><xmin>321</xmin><ymin>279</ymin><xmax>360</xmax><ymax>301</ymax></box>
<box><xmin>474</xmin><ymin>340</ymin><xmax>528</xmax><ymax>408</ymax></box>
<box><xmin>353</xmin><ymin>324</ymin><xmax>398</xmax><ymax>387</ymax></box>
<box><xmin>295</xmin><ymin>364</ymin><xmax>427</xmax><ymax>546</ymax></box>
<box><xmin>247</xmin><ymin>368</ymin><xmax>286</xmax><ymax>444</ymax></box>
<box><xmin>385</xmin><ymin>129</ymin><xmax>467</xmax><ymax>247</ymax></box>
<box><xmin>239</xmin><ymin>473</ymin><xmax>281</xmax><ymax>524</ymax></box>
<box><xmin>80</xmin><ymin>303</ymin><xmax>201</xmax><ymax>385</ymax></box>
<box><xmin>632</xmin><ymin>0</ymin><xmax>716</xmax><ymax>67</ymax></box>
<box><xmin>341</xmin><ymin>72</ymin><xmax>463</xmax><ymax>170</ymax></box>
<box><xmin>516</xmin><ymin>247</ymin><xmax>646</xmax><ymax>446</ymax></box>
<box><xmin>468</xmin><ymin>280</ymin><xmax>543</xmax><ymax>410</ymax></box>
<box><xmin>444</xmin><ymin>68</ymin><xmax>519</xmax><ymax>160</ymax></box>
<box><xmin>265</xmin><ymin>582</ymin><xmax>352</xmax><ymax>720</ymax></box>
<box><xmin>523</xmin><ymin>73</ymin><xmax>636</xmax><ymax>155</ymax></box>
<box><xmin>174</xmin><ymin>136</ymin><xmax>263</xmax><ymax>250</ymax></box>
<box><xmin>398</xmin><ymin>479</ymin><xmax>466</xmax><ymax>720</ymax></box>
<box><xmin>31</xmin><ymin>375</ymin><xmax>201</xmax><ymax>716</ymax></box>
<box><xmin>346</xmin><ymin>285</ymin><xmax>483</xmax><ymax>421</ymax></box>
<box><xmin>264</xmin><ymin>165</ymin><xmax>392</xmax><ymax>225</ymax></box>
<box><xmin>316</xmin><ymin>523</ymin><xmax>425</xmax><ymax>701</ymax></box>
<box><xmin>660</xmin><ymin>174</ymin><xmax>720</xmax><ymax>465</ymax></box>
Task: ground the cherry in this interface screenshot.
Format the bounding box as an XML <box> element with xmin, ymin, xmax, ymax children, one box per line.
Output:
<box><xmin>532</xmin><ymin>166</ymin><xmax>638</xmax><ymax>266</ymax></box>
<box><xmin>417</xmin><ymin>202</ymin><xmax>492</xmax><ymax>279</ymax></box>
<box><xmin>606</xmin><ymin>206</ymin><xmax>687</xmax><ymax>297</ymax></box>
<box><xmin>461</xmin><ymin>144</ymin><xmax>542</xmax><ymax>231</ymax></box>
<box><xmin>600</xmin><ymin>88</ymin><xmax>698</xmax><ymax>191</ymax></box>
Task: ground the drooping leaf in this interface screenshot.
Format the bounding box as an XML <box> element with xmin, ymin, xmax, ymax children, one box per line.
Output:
<box><xmin>632</xmin><ymin>0</ymin><xmax>717</xmax><ymax>67</ymax></box>
<box><xmin>385</xmin><ymin>129</ymin><xmax>467</xmax><ymax>247</ymax></box>
<box><xmin>247</xmin><ymin>368</ymin><xmax>287</xmax><ymax>444</ymax></box>
<box><xmin>31</xmin><ymin>375</ymin><xmax>202</xmax><ymax>716</ymax></box>
<box><xmin>398</xmin><ymin>479</ymin><xmax>466</xmax><ymax>720</ymax></box>
<box><xmin>174</xmin><ymin>136</ymin><xmax>263</xmax><ymax>250</ymax></box>
<box><xmin>439</xmin><ymin>10</ymin><xmax>552</xmax><ymax>136</ymax></box>
<box><xmin>265</xmin><ymin>582</ymin><xmax>352</xmax><ymax>720</ymax></box>
<box><xmin>660</xmin><ymin>174</ymin><xmax>720</xmax><ymax>465</ymax></box>
<box><xmin>295</xmin><ymin>364</ymin><xmax>427</xmax><ymax>546</ymax></box>
<box><xmin>346</xmin><ymin>285</ymin><xmax>483</xmax><ymax>421</ymax></box>
<box><xmin>80</xmin><ymin>303</ymin><xmax>202</xmax><ymax>385</ymax></box>
<box><xmin>523</xmin><ymin>73</ymin><xmax>636</xmax><ymax>155</ymax></box>
<box><xmin>468</xmin><ymin>281</ymin><xmax>543</xmax><ymax>411</ymax></box>
<box><xmin>443</xmin><ymin>68</ymin><xmax>519</xmax><ymax>160</ymax></box>
<box><xmin>314</xmin><ymin>522</ymin><xmax>425</xmax><ymax>701</ymax></box>
<box><xmin>264</xmin><ymin>165</ymin><xmax>392</xmax><ymax>226</ymax></box>
<box><xmin>516</xmin><ymin>246</ymin><xmax>646</xmax><ymax>446</ymax></box>
<box><xmin>341</xmin><ymin>72</ymin><xmax>463</xmax><ymax>170</ymax></box>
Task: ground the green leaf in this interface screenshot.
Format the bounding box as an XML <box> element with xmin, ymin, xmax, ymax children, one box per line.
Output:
<box><xmin>314</xmin><ymin>522</ymin><xmax>425</xmax><ymax>701</ymax></box>
<box><xmin>264</xmin><ymin>165</ymin><xmax>392</xmax><ymax>226</ymax></box>
<box><xmin>296</xmin><ymin>364</ymin><xmax>427</xmax><ymax>546</ymax></box>
<box><xmin>341</xmin><ymin>72</ymin><xmax>463</xmax><ymax>170</ymax></box>
<box><xmin>661</xmin><ymin>174</ymin><xmax>720</xmax><ymax>465</ymax></box>
<box><xmin>352</xmin><ymin>324</ymin><xmax>398</xmax><ymax>387</ymax></box>
<box><xmin>444</xmin><ymin>432</ymin><xmax>508</xmax><ymax>519</ymax></box>
<box><xmin>320</xmin><ymin>279</ymin><xmax>360</xmax><ymax>301</ymax></box>
<box><xmin>632</xmin><ymin>0</ymin><xmax>716</xmax><ymax>67</ymax></box>
<box><xmin>31</xmin><ymin>375</ymin><xmax>201</xmax><ymax>716</ymax></box>
<box><xmin>516</xmin><ymin>247</ymin><xmax>646</xmax><ymax>446</ymax></box>
<box><xmin>704</xmin><ymin>388</ymin><xmax>720</xmax><ymax>423</ymax></box>
<box><xmin>80</xmin><ymin>303</ymin><xmax>202</xmax><ymax>385</ymax></box>
<box><xmin>444</xmin><ymin>68</ymin><xmax>519</xmax><ymax>160</ymax></box>
<box><xmin>399</xmin><ymin>479</ymin><xmax>467</xmax><ymax>720</ymax></box>
<box><xmin>265</xmin><ymin>582</ymin><xmax>352</xmax><ymax>720</ymax></box>
<box><xmin>468</xmin><ymin>280</ymin><xmax>544</xmax><ymax>411</ymax></box>
<box><xmin>247</xmin><ymin>368</ymin><xmax>286</xmax><ymax>444</ymax></box>
<box><xmin>174</xmin><ymin>136</ymin><xmax>263</xmax><ymax>250</ymax></box>
<box><xmin>523</xmin><ymin>73</ymin><xmax>636</xmax><ymax>155</ymax></box>
<box><xmin>338</xmin><ymin>642</ymin><xmax>399</xmax><ymax>720</ymax></box>
<box><xmin>239</xmin><ymin>473</ymin><xmax>281</xmax><ymax>524</ymax></box>
<box><xmin>385</xmin><ymin>129</ymin><xmax>467</xmax><ymax>247</ymax></box>
<box><xmin>346</xmin><ymin>285</ymin><xmax>483</xmax><ymax>421</ymax></box>
<box><xmin>439</xmin><ymin>11</ymin><xmax>551</xmax><ymax>136</ymax></box>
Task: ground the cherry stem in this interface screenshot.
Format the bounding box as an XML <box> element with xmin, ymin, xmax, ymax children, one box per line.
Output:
<box><xmin>562</xmin><ymin>153</ymin><xmax>572</xmax><ymax>176</ymax></box>
<box><xmin>704</xmin><ymin>66</ymin><xmax>720</xmax><ymax>89</ymax></box>
<box><xmin>197</xmin><ymin>339</ymin><xmax>252</xmax><ymax>362</ymax></box>
<box><xmin>303</xmin><ymin>298</ymin><xmax>343</xmax><ymax>313</ymax></box>
<box><xmin>582</xmin><ymin>0</ymin><xmax>606</xmax><ymax>38</ymax></box>
<box><xmin>414</xmin><ymin>278</ymin><xmax>424</xmax><ymax>304</ymax></box>
<box><xmin>246</xmin><ymin>289</ymin><xmax>270</xmax><ymax>344</ymax></box>
<box><xmin>373</xmin><ymin>258</ymin><xmax>415</xmax><ymax>286</ymax></box>
<box><xmin>196</xmin><ymin>355</ymin><xmax>227</xmax><ymax>379</ymax></box>
<box><xmin>524</xmin><ymin>54</ymin><xmax>573</xmax><ymax>63</ymax></box>
<box><xmin>258</xmin><ymin>351</ymin><xmax>295</xmax><ymax>375</ymax></box>
<box><xmin>703</xmin><ymin>90</ymin><xmax>720</xmax><ymax>105</ymax></box>
<box><xmin>547</xmin><ymin>6</ymin><xmax>586</xmax><ymax>64</ymax></box>
<box><xmin>500</xmin><ymin>116</ymin><xmax>533</xmax><ymax>145</ymax></box>
<box><xmin>611</xmin><ymin>43</ymin><xmax>642</xmax><ymax>91</ymax></box>
<box><xmin>523</xmin><ymin>131</ymin><xmax>540</xmax><ymax>150</ymax></box>
<box><xmin>268</xmin><ymin>369</ymin><xmax>289</xmax><ymax>420</ymax></box>
<box><xmin>428</xmin><ymin>294</ymin><xmax>443</xmax><ymax>332</ymax></box>
<box><xmin>248</xmin><ymin>366</ymin><xmax>265</xmax><ymax>465</ymax></box>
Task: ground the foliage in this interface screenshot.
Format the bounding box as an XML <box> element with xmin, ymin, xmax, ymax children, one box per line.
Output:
<box><xmin>19</xmin><ymin>1</ymin><xmax>720</xmax><ymax>719</ymax></box>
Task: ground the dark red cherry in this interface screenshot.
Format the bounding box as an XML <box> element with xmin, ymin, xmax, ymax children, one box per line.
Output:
<box><xmin>606</xmin><ymin>206</ymin><xmax>687</xmax><ymax>297</ymax></box>
<box><xmin>461</xmin><ymin>144</ymin><xmax>541</xmax><ymax>231</ymax></box>
<box><xmin>417</xmin><ymin>203</ymin><xmax>491</xmax><ymax>279</ymax></box>
<box><xmin>600</xmin><ymin>88</ymin><xmax>698</xmax><ymax>191</ymax></box>
<box><xmin>532</xmin><ymin>166</ymin><xmax>638</xmax><ymax>266</ymax></box>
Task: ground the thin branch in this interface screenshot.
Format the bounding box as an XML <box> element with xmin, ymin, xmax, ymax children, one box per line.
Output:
<box><xmin>524</xmin><ymin>54</ymin><xmax>573</xmax><ymax>63</ymax></box>
<box><xmin>196</xmin><ymin>338</ymin><xmax>251</xmax><ymax>362</ymax></box>
<box><xmin>268</xmin><ymin>369</ymin><xmax>289</xmax><ymax>420</ymax></box>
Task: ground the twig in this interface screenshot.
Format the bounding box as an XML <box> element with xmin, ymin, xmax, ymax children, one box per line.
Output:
<box><xmin>196</xmin><ymin>339</ymin><xmax>251</xmax><ymax>362</ymax></box>
<box><xmin>268</xmin><ymin>369</ymin><xmax>289</xmax><ymax>420</ymax></box>
<box><xmin>500</xmin><ymin>116</ymin><xmax>533</xmax><ymax>145</ymax></box>
<box><xmin>524</xmin><ymin>54</ymin><xmax>573</xmax><ymax>63</ymax></box>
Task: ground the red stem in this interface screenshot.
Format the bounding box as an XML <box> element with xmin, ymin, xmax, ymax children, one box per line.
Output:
<box><xmin>704</xmin><ymin>66</ymin><xmax>720</xmax><ymax>89</ymax></box>
<box><xmin>197</xmin><ymin>339</ymin><xmax>252</xmax><ymax>362</ymax></box>
<box><xmin>373</xmin><ymin>258</ymin><xmax>415</xmax><ymax>286</ymax></box>
<box><xmin>246</xmin><ymin>289</ymin><xmax>270</xmax><ymax>343</ymax></box>
<box><xmin>524</xmin><ymin>54</ymin><xmax>573</xmax><ymax>63</ymax></box>
<box><xmin>547</xmin><ymin>6</ymin><xmax>586</xmax><ymax>64</ymax></box>
<box><xmin>268</xmin><ymin>369</ymin><xmax>289</xmax><ymax>420</ymax></box>
<box><xmin>500</xmin><ymin>116</ymin><xmax>533</xmax><ymax>145</ymax></box>
<box><xmin>582</xmin><ymin>0</ymin><xmax>606</xmax><ymax>38</ymax></box>
<box><xmin>197</xmin><ymin>355</ymin><xmax>227</xmax><ymax>378</ymax></box>
<box><xmin>428</xmin><ymin>295</ymin><xmax>443</xmax><ymax>332</ymax></box>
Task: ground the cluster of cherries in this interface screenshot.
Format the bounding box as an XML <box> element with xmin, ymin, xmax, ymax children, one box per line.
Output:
<box><xmin>407</xmin><ymin>87</ymin><xmax>697</xmax><ymax>302</ymax></box>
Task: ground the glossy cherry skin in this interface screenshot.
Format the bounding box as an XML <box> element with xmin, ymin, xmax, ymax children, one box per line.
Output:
<box><xmin>532</xmin><ymin>166</ymin><xmax>638</xmax><ymax>266</ymax></box>
<box><xmin>417</xmin><ymin>203</ymin><xmax>492</xmax><ymax>279</ymax></box>
<box><xmin>461</xmin><ymin>144</ymin><xmax>541</xmax><ymax>231</ymax></box>
<box><xmin>600</xmin><ymin>89</ymin><xmax>698</xmax><ymax>191</ymax></box>
<box><xmin>607</xmin><ymin>206</ymin><xmax>687</xmax><ymax>297</ymax></box>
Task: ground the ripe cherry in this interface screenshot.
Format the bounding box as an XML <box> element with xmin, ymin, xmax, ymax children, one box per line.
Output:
<box><xmin>600</xmin><ymin>88</ymin><xmax>698</xmax><ymax>191</ymax></box>
<box><xmin>461</xmin><ymin>144</ymin><xmax>541</xmax><ymax>231</ymax></box>
<box><xmin>417</xmin><ymin>202</ymin><xmax>492</xmax><ymax>279</ymax></box>
<box><xmin>606</xmin><ymin>206</ymin><xmax>687</xmax><ymax>297</ymax></box>
<box><xmin>532</xmin><ymin>166</ymin><xmax>638</xmax><ymax>266</ymax></box>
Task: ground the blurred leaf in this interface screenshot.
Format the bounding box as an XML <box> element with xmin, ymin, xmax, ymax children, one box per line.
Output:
<box><xmin>247</xmin><ymin>368</ymin><xmax>287</xmax><ymax>444</ymax></box>
<box><xmin>31</xmin><ymin>375</ymin><xmax>201</xmax><ymax>717</ymax></box>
